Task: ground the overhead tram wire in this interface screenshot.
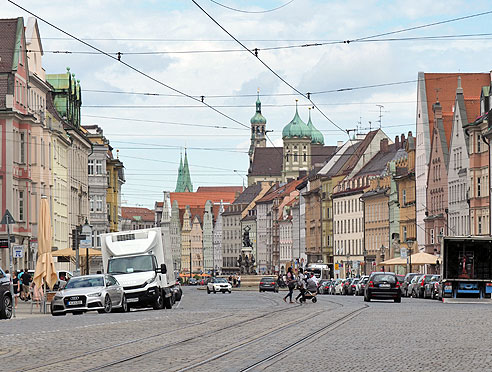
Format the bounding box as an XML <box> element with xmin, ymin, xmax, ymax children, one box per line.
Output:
<box><xmin>194</xmin><ymin>1</ymin><xmax>349</xmax><ymax>138</ymax></box>
<box><xmin>7</xmin><ymin>0</ymin><xmax>249</xmax><ymax>130</ymax></box>
<box><xmin>208</xmin><ymin>0</ymin><xmax>295</xmax><ymax>13</ymax></box>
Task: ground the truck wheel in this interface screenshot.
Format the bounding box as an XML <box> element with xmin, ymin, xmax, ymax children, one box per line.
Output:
<box><xmin>117</xmin><ymin>295</ymin><xmax>128</xmax><ymax>313</ymax></box>
<box><xmin>164</xmin><ymin>295</ymin><xmax>173</xmax><ymax>309</ymax></box>
<box><xmin>153</xmin><ymin>291</ymin><xmax>164</xmax><ymax>310</ymax></box>
<box><xmin>0</xmin><ymin>294</ymin><xmax>12</xmax><ymax>319</ymax></box>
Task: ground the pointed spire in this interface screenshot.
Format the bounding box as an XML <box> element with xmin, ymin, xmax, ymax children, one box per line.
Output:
<box><xmin>175</xmin><ymin>152</ymin><xmax>184</xmax><ymax>192</ymax></box>
<box><xmin>181</xmin><ymin>149</ymin><xmax>193</xmax><ymax>192</ymax></box>
<box><xmin>456</xmin><ymin>75</ymin><xmax>463</xmax><ymax>94</ymax></box>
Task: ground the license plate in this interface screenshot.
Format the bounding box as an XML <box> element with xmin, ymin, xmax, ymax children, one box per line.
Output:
<box><xmin>445</xmin><ymin>286</ymin><xmax>452</xmax><ymax>290</ymax></box>
<box><xmin>379</xmin><ymin>283</ymin><xmax>390</xmax><ymax>288</ymax></box>
<box><xmin>68</xmin><ymin>300</ymin><xmax>82</xmax><ymax>305</ymax></box>
<box><xmin>127</xmin><ymin>298</ymin><xmax>139</xmax><ymax>303</ymax></box>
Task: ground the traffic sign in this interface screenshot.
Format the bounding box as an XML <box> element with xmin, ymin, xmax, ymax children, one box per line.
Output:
<box><xmin>400</xmin><ymin>248</ymin><xmax>408</xmax><ymax>259</ymax></box>
<box><xmin>13</xmin><ymin>245</ymin><xmax>23</xmax><ymax>258</ymax></box>
<box><xmin>80</xmin><ymin>238</ymin><xmax>92</xmax><ymax>249</ymax></box>
<box><xmin>0</xmin><ymin>209</ymin><xmax>15</xmax><ymax>225</ymax></box>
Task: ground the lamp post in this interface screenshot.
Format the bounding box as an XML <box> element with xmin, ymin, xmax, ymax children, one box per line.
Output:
<box><xmin>189</xmin><ymin>238</ymin><xmax>192</xmax><ymax>283</ymax></box>
<box><xmin>363</xmin><ymin>247</ymin><xmax>367</xmax><ymax>275</ymax></box>
<box><xmin>380</xmin><ymin>245</ymin><xmax>386</xmax><ymax>272</ymax></box>
<box><xmin>81</xmin><ymin>219</ymin><xmax>92</xmax><ymax>275</ymax></box>
<box><xmin>346</xmin><ymin>253</ymin><xmax>350</xmax><ymax>278</ymax></box>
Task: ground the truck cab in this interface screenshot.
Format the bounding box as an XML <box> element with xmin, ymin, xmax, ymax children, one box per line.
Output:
<box><xmin>101</xmin><ymin>228</ymin><xmax>175</xmax><ymax>310</ymax></box>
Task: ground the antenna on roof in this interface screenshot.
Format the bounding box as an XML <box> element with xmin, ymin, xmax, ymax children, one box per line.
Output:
<box><xmin>376</xmin><ymin>105</ymin><xmax>384</xmax><ymax>128</ymax></box>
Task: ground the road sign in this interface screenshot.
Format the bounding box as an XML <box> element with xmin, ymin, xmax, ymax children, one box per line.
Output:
<box><xmin>0</xmin><ymin>209</ymin><xmax>15</xmax><ymax>225</ymax></box>
<box><xmin>334</xmin><ymin>263</ymin><xmax>339</xmax><ymax>270</ymax></box>
<box><xmin>401</xmin><ymin>248</ymin><xmax>408</xmax><ymax>259</ymax></box>
<box><xmin>80</xmin><ymin>238</ymin><xmax>92</xmax><ymax>249</ymax></box>
<box><xmin>13</xmin><ymin>245</ymin><xmax>23</xmax><ymax>258</ymax></box>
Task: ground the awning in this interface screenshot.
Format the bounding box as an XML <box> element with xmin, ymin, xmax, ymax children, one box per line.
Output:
<box><xmin>52</xmin><ymin>248</ymin><xmax>102</xmax><ymax>257</ymax></box>
<box><xmin>381</xmin><ymin>252</ymin><xmax>439</xmax><ymax>265</ymax></box>
<box><xmin>380</xmin><ymin>257</ymin><xmax>406</xmax><ymax>265</ymax></box>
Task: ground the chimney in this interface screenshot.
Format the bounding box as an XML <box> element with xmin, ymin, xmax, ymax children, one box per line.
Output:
<box><xmin>394</xmin><ymin>135</ymin><xmax>400</xmax><ymax>149</ymax></box>
<box><xmin>337</xmin><ymin>140</ymin><xmax>344</xmax><ymax>148</ymax></box>
<box><xmin>433</xmin><ymin>101</ymin><xmax>442</xmax><ymax>120</ymax></box>
<box><xmin>401</xmin><ymin>133</ymin><xmax>406</xmax><ymax>147</ymax></box>
<box><xmin>380</xmin><ymin>138</ymin><xmax>389</xmax><ymax>153</ymax></box>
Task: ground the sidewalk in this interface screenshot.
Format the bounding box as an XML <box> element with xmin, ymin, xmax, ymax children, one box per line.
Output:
<box><xmin>10</xmin><ymin>299</ymin><xmax>50</xmax><ymax>320</ymax></box>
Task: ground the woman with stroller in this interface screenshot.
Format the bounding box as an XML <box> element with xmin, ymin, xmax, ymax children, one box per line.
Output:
<box><xmin>295</xmin><ymin>268</ymin><xmax>306</xmax><ymax>303</ymax></box>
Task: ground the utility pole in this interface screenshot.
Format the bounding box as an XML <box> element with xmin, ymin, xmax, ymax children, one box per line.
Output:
<box><xmin>189</xmin><ymin>238</ymin><xmax>192</xmax><ymax>283</ymax></box>
<box><xmin>1</xmin><ymin>209</ymin><xmax>15</xmax><ymax>318</ymax></box>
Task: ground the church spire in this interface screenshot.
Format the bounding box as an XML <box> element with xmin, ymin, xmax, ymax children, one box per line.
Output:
<box><xmin>181</xmin><ymin>149</ymin><xmax>193</xmax><ymax>192</ymax></box>
<box><xmin>175</xmin><ymin>152</ymin><xmax>184</xmax><ymax>192</ymax></box>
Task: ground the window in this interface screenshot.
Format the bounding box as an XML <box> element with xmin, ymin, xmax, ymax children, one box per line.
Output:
<box><xmin>294</xmin><ymin>153</ymin><xmax>298</xmax><ymax>162</ymax></box>
<box><xmin>96</xmin><ymin>195</ymin><xmax>103</xmax><ymax>212</ymax></box>
<box><xmin>96</xmin><ymin>160</ymin><xmax>103</xmax><ymax>175</ymax></box>
<box><xmin>478</xmin><ymin>216</ymin><xmax>482</xmax><ymax>234</ymax></box>
<box><xmin>403</xmin><ymin>226</ymin><xmax>407</xmax><ymax>242</ymax></box>
<box><xmin>402</xmin><ymin>189</ymin><xmax>406</xmax><ymax>205</ymax></box>
<box><xmin>430</xmin><ymin>229</ymin><xmax>434</xmax><ymax>244</ymax></box>
<box><xmin>19</xmin><ymin>191</ymin><xmax>24</xmax><ymax>221</ymax></box>
<box><xmin>88</xmin><ymin>160</ymin><xmax>94</xmax><ymax>175</ymax></box>
<box><xmin>41</xmin><ymin>138</ymin><xmax>45</xmax><ymax>166</ymax></box>
<box><xmin>303</xmin><ymin>153</ymin><xmax>307</xmax><ymax>162</ymax></box>
<box><xmin>20</xmin><ymin>132</ymin><xmax>25</xmax><ymax>163</ymax></box>
<box><xmin>477</xmin><ymin>177</ymin><xmax>481</xmax><ymax>197</ymax></box>
<box><xmin>477</xmin><ymin>134</ymin><xmax>481</xmax><ymax>153</ymax></box>
<box><xmin>90</xmin><ymin>196</ymin><xmax>95</xmax><ymax>212</ymax></box>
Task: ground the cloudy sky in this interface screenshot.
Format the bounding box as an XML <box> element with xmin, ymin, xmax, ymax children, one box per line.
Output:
<box><xmin>3</xmin><ymin>0</ymin><xmax>492</xmax><ymax>207</ymax></box>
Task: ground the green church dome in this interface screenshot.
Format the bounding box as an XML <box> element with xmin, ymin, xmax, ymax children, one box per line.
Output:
<box><xmin>251</xmin><ymin>95</ymin><xmax>266</xmax><ymax>124</ymax></box>
<box><xmin>307</xmin><ymin>108</ymin><xmax>324</xmax><ymax>145</ymax></box>
<box><xmin>282</xmin><ymin>101</ymin><xmax>311</xmax><ymax>139</ymax></box>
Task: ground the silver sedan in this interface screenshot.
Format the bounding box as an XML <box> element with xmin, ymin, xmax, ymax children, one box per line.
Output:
<box><xmin>51</xmin><ymin>274</ymin><xmax>127</xmax><ymax>316</ymax></box>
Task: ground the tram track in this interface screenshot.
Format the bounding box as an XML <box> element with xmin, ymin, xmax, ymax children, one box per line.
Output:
<box><xmin>21</xmin><ymin>300</ymin><xmax>302</xmax><ymax>372</ymax></box>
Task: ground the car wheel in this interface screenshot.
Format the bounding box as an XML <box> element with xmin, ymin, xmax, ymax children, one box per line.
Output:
<box><xmin>51</xmin><ymin>308</ymin><xmax>65</xmax><ymax>316</ymax></box>
<box><xmin>98</xmin><ymin>295</ymin><xmax>113</xmax><ymax>314</ymax></box>
<box><xmin>164</xmin><ymin>295</ymin><xmax>173</xmax><ymax>309</ymax></box>
<box><xmin>213</xmin><ymin>290</ymin><xmax>216</xmax><ymax>294</ymax></box>
<box><xmin>207</xmin><ymin>288</ymin><xmax>211</xmax><ymax>294</ymax></box>
<box><xmin>394</xmin><ymin>297</ymin><xmax>401</xmax><ymax>303</ymax></box>
<box><xmin>364</xmin><ymin>294</ymin><xmax>370</xmax><ymax>302</ymax></box>
<box><xmin>176</xmin><ymin>290</ymin><xmax>182</xmax><ymax>301</ymax></box>
<box><xmin>152</xmin><ymin>292</ymin><xmax>164</xmax><ymax>310</ymax></box>
<box><xmin>228</xmin><ymin>290</ymin><xmax>231</xmax><ymax>294</ymax></box>
<box><xmin>119</xmin><ymin>295</ymin><xmax>128</xmax><ymax>313</ymax></box>
<box><xmin>259</xmin><ymin>289</ymin><xmax>262</xmax><ymax>292</ymax></box>
<box><xmin>0</xmin><ymin>294</ymin><xmax>12</xmax><ymax>319</ymax></box>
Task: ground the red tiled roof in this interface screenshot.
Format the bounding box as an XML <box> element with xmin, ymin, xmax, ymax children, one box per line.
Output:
<box><xmin>121</xmin><ymin>207</ymin><xmax>155</xmax><ymax>222</ymax></box>
<box><xmin>424</xmin><ymin>73</ymin><xmax>490</xmax><ymax>146</ymax></box>
<box><xmin>256</xmin><ymin>178</ymin><xmax>305</xmax><ymax>203</ymax></box>
<box><xmin>464</xmin><ymin>98</ymin><xmax>481</xmax><ymax>124</ymax></box>
<box><xmin>442</xmin><ymin>113</ymin><xmax>453</xmax><ymax>149</ymax></box>
<box><xmin>171</xmin><ymin>191</ymin><xmax>237</xmax><ymax>208</ymax></box>
<box><xmin>196</xmin><ymin>186</ymin><xmax>243</xmax><ymax>194</ymax></box>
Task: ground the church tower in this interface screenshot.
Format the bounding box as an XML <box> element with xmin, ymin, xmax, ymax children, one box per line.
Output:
<box><xmin>175</xmin><ymin>149</ymin><xmax>193</xmax><ymax>192</ymax></box>
<box><xmin>248</xmin><ymin>90</ymin><xmax>267</xmax><ymax>164</ymax></box>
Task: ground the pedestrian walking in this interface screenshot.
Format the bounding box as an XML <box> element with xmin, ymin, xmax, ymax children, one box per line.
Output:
<box><xmin>12</xmin><ymin>272</ymin><xmax>19</xmax><ymax>309</ymax></box>
<box><xmin>295</xmin><ymin>268</ymin><xmax>306</xmax><ymax>303</ymax></box>
<box><xmin>233</xmin><ymin>275</ymin><xmax>237</xmax><ymax>287</ymax></box>
<box><xmin>237</xmin><ymin>275</ymin><xmax>241</xmax><ymax>288</ymax></box>
<box><xmin>20</xmin><ymin>269</ymin><xmax>31</xmax><ymax>301</ymax></box>
<box><xmin>283</xmin><ymin>267</ymin><xmax>296</xmax><ymax>304</ymax></box>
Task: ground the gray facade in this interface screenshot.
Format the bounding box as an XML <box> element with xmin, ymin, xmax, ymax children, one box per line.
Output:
<box><xmin>170</xmin><ymin>200</ymin><xmax>182</xmax><ymax>272</ymax></box>
<box><xmin>213</xmin><ymin>202</ymin><xmax>224</xmax><ymax>274</ymax></box>
<box><xmin>221</xmin><ymin>205</ymin><xmax>242</xmax><ymax>274</ymax></box>
<box><xmin>256</xmin><ymin>201</ymin><xmax>273</xmax><ymax>274</ymax></box>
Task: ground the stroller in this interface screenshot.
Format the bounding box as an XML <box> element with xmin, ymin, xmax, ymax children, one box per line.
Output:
<box><xmin>300</xmin><ymin>280</ymin><xmax>318</xmax><ymax>303</ymax></box>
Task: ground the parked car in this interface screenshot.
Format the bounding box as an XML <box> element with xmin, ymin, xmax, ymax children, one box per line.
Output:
<box><xmin>355</xmin><ymin>276</ymin><xmax>369</xmax><ymax>296</ymax></box>
<box><xmin>259</xmin><ymin>277</ymin><xmax>279</xmax><ymax>292</ymax></box>
<box><xmin>0</xmin><ymin>268</ymin><xmax>12</xmax><ymax>319</ymax></box>
<box><xmin>334</xmin><ymin>279</ymin><xmax>345</xmax><ymax>295</ymax></box>
<box><xmin>188</xmin><ymin>278</ymin><xmax>198</xmax><ymax>286</ymax></box>
<box><xmin>412</xmin><ymin>274</ymin><xmax>435</xmax><ymax>298</ymax></box>
<box><xmin>341</xmin><ymin>278</ymin><xmax>353</xmax><ymax>295</ymax></box>
<box><xmin>329</xmin><ymin>279</ymin><xmax>341</xmax><ymax>295</ymax></box>
<box><xmin>424</xmin><ymin>275</ymin><xmax>441</xmax><ymax>299</ymax></box>
<box><xmin>401</xmin><ymin>273</ymin><xmax>420</xmax><ymax>297</ymax></box>
<box><xmin>348</xmin><ymin>278</ymin><xmax>359</xmax><ymax>295</ymax></box>
<box><xmin>407</xmin><ymin>275</ymin><xmax>423</xmax><ymax>298</ymax></box>
<box><xmin>317</xmin><ymin>280</ymin><xmax>331</xmax><ymax>294</ymax></box>
<box><xmin>364</xmin><ymin>272</ymin><xmax>401</xmax><ymax>303</ymax></box>
<box><xmin>207</xmin><ymin>277</ymin><xmax>232</xmax><ymax>294</ymax></box>
<box><xmin>51</xmin><ymin>274</ymin><xmax>127</xmax><ymax>316</ymax></box>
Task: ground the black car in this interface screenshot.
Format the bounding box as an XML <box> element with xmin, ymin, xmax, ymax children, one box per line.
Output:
<box><xmin>259</xmin><ymin>277</ymin><xmax>279</xmax><ymax>292</ymax></box>
<box><xmin>364</xmin><ymin>272</ymin><xmax>401</xmax><ymax>303</ymax></box>
<box><xmin>0</xmin><ymin>268</ymin><xmax>12</xmax><ymax>319</ymax></box>
<box><xmin>318</xmin><ymin>280</ymin><xmax>331</xmax><ymax>294</ymax></box>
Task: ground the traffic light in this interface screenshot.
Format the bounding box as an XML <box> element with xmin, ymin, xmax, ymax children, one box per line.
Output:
<box><xmin>71</xmin><ymin>227</ymin><xmax>86</xmax><ymax>250</ymax></box>
<box><xmin>0</xmin><ymin>239</ymin><xmax>8</xmax><ymax>249</ymax></box>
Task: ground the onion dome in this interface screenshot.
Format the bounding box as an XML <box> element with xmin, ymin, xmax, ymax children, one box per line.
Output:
<box><xmin>250</xmin><ymin>91</ymin><xmax>266</xmax><ymax>124</ymax></box>
<box><xmin>282</xmin><ymin>100</ymin><xmax>311</xmax><ymax>139</ymax></box>
<box><xmin>307</xmin><ymin>108</ymin><xmax>324</xmax><ymax>145</ymax></box>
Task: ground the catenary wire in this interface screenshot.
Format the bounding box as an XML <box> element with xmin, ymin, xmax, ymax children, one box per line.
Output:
<box><xmin>208</xmin><ymin>0</ymin><xmax>295</xmax><ymax>13</ymax></box>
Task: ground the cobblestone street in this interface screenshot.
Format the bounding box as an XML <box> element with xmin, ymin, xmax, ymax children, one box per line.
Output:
<box><xmin>1</xmin><ymin>287</ymin><xmax>491</xmax><ymax>372</ymax></box>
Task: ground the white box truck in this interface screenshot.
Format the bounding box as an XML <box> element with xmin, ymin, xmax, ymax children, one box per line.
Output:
<box><xmin>101</xmin><ymin>227</ymin><xmax>176</xmax><ymax>309</ymax></box>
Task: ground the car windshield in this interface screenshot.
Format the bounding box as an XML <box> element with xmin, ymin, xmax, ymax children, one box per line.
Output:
<box><xmin>262</xmin><ymin>277</ymin><xmax>274</xmax><ymax>282</ymax></box>
<box><xmin>108</xmin><ymin>255</ymin><xmax>155</xmax><ymax>274</ymax></box>
<box><xmin>215</xmin><ymin>278</ymin><xmax>228</xmax><ymax>283</ymax></box>
<box><xmin>352</xmin><ymin>279</ymin><xmax>359</xmax><ymax>284</ymax></box>
<box><xmin>362</xmin><ymin>277</ymin><xmax>369</xmax><ymax>284</ymax></box>
<box><xmin>65</xmin><ymin>277</ymin><xmax>103</xmax><ymax>289</ymax></box>
<box><xmin>372</xmin><ymin>274</ymin><xmax>396</xmax><ymax>283</ymax></box>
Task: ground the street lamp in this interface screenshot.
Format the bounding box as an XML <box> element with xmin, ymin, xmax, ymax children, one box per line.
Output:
<box><xmin>380</xmin><ymin>245</ymin><xmax>386</xmax><ymax>272</ymax></box>
<box><xmin>346</xmin><ymin>252</ymin><xmax>350</xmax><ymax>278</ymax></box>
<box><xmin>363</xmin><ymin>247</ymin><xmax>368</xmax><ymax>275</ymax></box>
<box><xmin>81</xmin><ymin>219</ymin><xmax>92</xmax><ymax>275</ymax></box>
